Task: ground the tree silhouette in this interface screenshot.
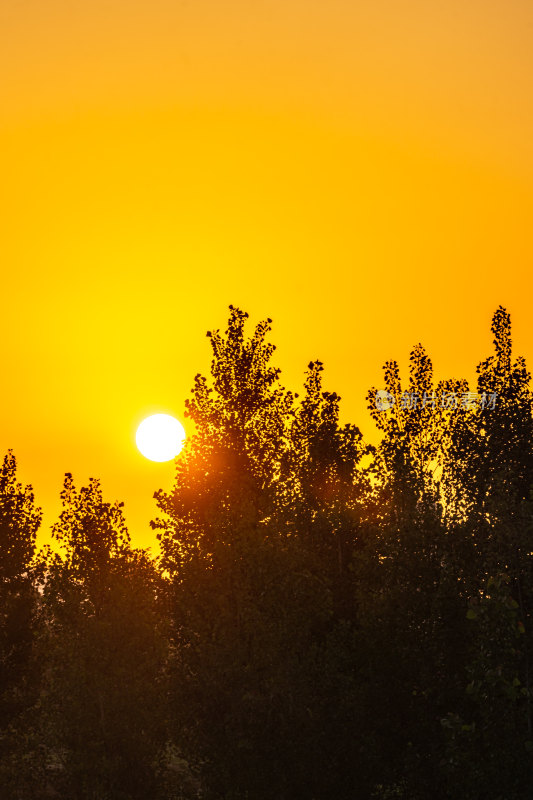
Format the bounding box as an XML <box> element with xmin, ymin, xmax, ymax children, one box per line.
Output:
<box><xmin>0</xmin><ymin>452</ymin><xmax>42</xmax><ymax>796</ymax></box>
<box><xmin>2</xmin><ymin>304</ymin><xmax>533</xmax><ymax>799</ymax></box>
<box><xmin>38</xmin><ymin>475</ymin><xmax>168</xmax><ymax>800</ymax></box>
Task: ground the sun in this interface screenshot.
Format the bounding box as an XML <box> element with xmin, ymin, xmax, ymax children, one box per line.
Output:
<box><xmin>136</xmin><ymin>414</ymin><xmax>186</xmax><ymax>462</ymax></box>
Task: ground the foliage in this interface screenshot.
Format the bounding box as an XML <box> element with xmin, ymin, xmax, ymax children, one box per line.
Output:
<box><xmin>1</xmin><ymin>304</ymin><xmax>533</xmax><ymax>799</ymax></box>
<box><xmin>37</xmin><ymin>475</ymin><xmax>169</xmax><ymax>800</ymax></box>
<box><xmin>0</xmin><ymin>452</ymin><xmax>43</xmax><ymax>797</ymax></box>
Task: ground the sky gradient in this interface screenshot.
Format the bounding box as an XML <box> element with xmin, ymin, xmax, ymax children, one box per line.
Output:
<box><xmin>1</xmin><ymin>0</ymin><xmax>532</xmax><ymax>549</ymax></box>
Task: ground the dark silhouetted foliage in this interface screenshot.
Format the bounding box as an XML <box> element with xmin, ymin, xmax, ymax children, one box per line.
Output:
<box><xmin>2</xmin><ymin>305</ymin><xmax>533</xmax><ymax>800</ymax></box>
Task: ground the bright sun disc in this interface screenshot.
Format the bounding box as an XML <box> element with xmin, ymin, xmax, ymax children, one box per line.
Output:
<box><xmin>136</xmin><ymin>414</ymin><xmax>186</xmax><ymax>462</ymax></box>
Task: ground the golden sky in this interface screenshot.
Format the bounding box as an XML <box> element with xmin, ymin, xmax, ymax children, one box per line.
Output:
<box><xmin>1</xmin><ymin>0</ymin><xmax>532</xmax><ymax>550</ymax></box>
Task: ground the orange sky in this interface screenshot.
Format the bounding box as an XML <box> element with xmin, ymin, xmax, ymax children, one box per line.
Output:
<box><xmin>1</xmin><ymin>0</ymin><xmax>532</xmax><ymax>551</ymax></box>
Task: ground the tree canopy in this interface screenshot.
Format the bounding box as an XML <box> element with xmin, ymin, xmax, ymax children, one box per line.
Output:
<box><xmin>1</xmin><ymin>304</ymin><xmax>533</xmax><ymax>800</ymax></box>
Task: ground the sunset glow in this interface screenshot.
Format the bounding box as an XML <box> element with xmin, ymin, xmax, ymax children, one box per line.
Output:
<box><xmin>2</xmin><ymin>3</ymin><xmax>533</xmax><ymax>793</ymax></box>
<box><xmin>0</xmin><ymin>0</ymin><xmax>531</xmax><ymax>545</ymax></box>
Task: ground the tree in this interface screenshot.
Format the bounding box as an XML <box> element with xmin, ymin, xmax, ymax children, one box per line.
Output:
<box><xmin>154</xmin><ymin>308</ymin><xmax>375</xmax><ymax>798</ymax></box>
<box><xmin>0</xmin><ymin>451</ymin><xmax>43</xmax><ymax>796</ymax></box>
<box><xmin>39</xmin><ymin>474</ymin><xmax>169</xmax><ymax>800</ymax></box>
<box><xmin>438</xmin><ymin>308</ymin><xmax>533</xmax><ymax>798</ymax></box>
